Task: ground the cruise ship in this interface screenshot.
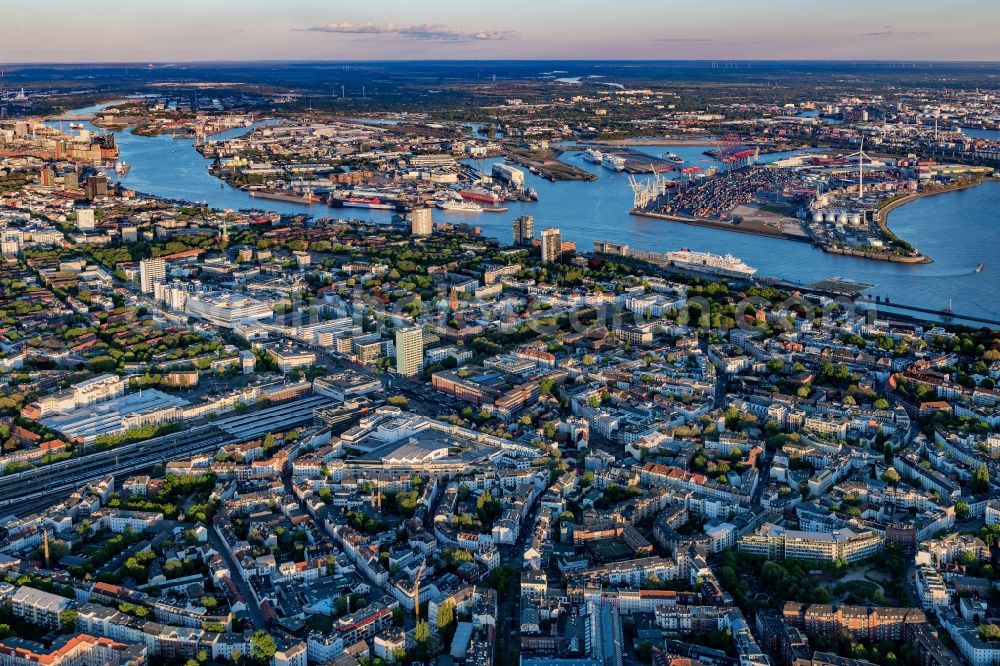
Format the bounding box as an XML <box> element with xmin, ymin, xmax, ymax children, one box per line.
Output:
<box><xmin>437</xmin><ymin>200</ymin><xmax>483</xmax><ymax>213</ymax></box>
<box><xmin>583</xmin><ymin>148</ymin><xmax>603</xmax><ymax>164</ymax></box>
<box><xmin>602</xmin><ymin>154</ymin><xmax>626</xmax><ymax>172</ymax></box>
<box><xmin>666</xmin><ymin>249</ymin><xmax>757</xmax><ymax>279</ymax></box>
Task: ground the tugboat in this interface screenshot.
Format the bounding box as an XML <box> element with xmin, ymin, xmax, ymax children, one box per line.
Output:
<box><xmin>665</xmin><ymin>152</ymin><xmax>684</xmax><ymax>164</ymax></box>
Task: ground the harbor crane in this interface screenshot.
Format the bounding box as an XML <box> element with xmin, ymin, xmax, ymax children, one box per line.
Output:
<box><xmin>715</xmin><ymin>133</ymin><xmax>758</xmax><ymax>171</ymax></box>
<box><xmin>628</xmin><ymin>171</ymin><xmax>670</xmax><ymax>210</ymax></box>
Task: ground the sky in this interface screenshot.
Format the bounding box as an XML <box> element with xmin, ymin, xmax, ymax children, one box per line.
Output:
<box><xmin>2</xmin><ymin>0</ymin><xmax>999</xmax><ymax>62</ymax></box>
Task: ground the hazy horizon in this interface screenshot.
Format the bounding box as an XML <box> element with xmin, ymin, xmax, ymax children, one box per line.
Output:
<box><xmin>4</xmin><ymin>58</ymin><xmax>1000</xmax><ymax>65</ymax></box>
<box><xmin>3</xmin><ymin>0</ymin><xmax>999</xmax><ymax>63</ymax></box>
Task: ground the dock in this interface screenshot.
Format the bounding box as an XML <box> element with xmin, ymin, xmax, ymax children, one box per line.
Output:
<box><xmin>857</xmin><ymin>298</ymin><xmax>1000</xmax><ymax>327</ymax></box>
<box><xmin>804</xmin><ymin>277</ymin><xmax>874</xmax><ymax>297</ymax></box>
<box><xmin>504</xmin><ymin>148</ymin><xmax>596</xmax><ymax>181</ymax></box>
<box><xmin>568</xmin><ymin>144</ymin><xmax>678</xmax><ymax>173</ymax></box>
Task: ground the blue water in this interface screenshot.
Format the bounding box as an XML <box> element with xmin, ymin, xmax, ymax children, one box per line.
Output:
<box><xmin>963</xmin><ymin>127</ymin><xmax>1000</xmax><ymax>141</ymax></box>
<box><xmin>56</xmin><ymin>103</ymin><xmax>1000</xmax><ymax>322</ymax></box>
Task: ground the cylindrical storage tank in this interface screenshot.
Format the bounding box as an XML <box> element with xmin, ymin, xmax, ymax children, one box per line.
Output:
<box><xmin>824</xmin><ymin>211</ymin><xmax>835</xmax><ymax>222</ymax></box>
<box><xmin>812</xmin><ymin>210</ymin><xmax>823</xmax><ymax>223</ymax></box>
<box><xmin>837</xmin><ymin>211</ymin><xmax>849</xmax><ymax>225</ymax></box>
<box><xmin>850</xmin><ymin>213</ymin><xmax>862</xmax><ymax>226</ymax></box>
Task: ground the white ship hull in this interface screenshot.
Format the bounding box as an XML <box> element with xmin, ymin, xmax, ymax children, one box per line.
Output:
<box><xmin>666</xmin><ymin>251</ymin><xmax>757</xmax><ymax>279</ymax></box>
<box><xmin>438</xmin><ymin>201</ymin><xmax>483</xmax><ymax>213</ymax></box>
<box><xmin>602</xmin><ymin>155</ymin><xmax>625</xmax><ymax>171</ymax></box>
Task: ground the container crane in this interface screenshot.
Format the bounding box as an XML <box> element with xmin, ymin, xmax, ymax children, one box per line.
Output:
<box><xmin>628</xmin><ymin>172</ymin><xmax>670</xmax><ymax>210</ymax></box>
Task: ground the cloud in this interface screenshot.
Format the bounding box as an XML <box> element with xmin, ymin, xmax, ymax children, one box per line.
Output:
<box><xmin>653</xmin><ymin>37</ymin><xmax>714</xmax><ymax>43</ymax></box>
<box><xmin>298</xmin><ymin>22</ymin><xmax>517</xmax><ymax>42</ymax></box>
<box><xmin>860</xmin><ymin>27</ymin><xmax>930</xmax><ymax>37</ymax></box>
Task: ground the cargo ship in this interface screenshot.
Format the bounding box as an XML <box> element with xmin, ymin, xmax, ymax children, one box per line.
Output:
<box><xmin>666</xmin><ymin>248</ymin><xmax>757</xmax><ymax>279</ymax></box>
<box><xmin>438</xmin><ymin>200</ymin><xmax>483</xmax><ymax>213</ymax></box>
<box><xmin>250</xmin><ymin>190</ymin><xmax>321</xmax><ymax>205</ymax></box>
<box><xmin>329</xmin><ymin>195</ymin><xmax>393</xmax><ymax>210</ymax></box>
<box><xmin>459</xmin><ymin>187</ymin><xmax>504</xmax><ymax>204</ymax></box>
<box><xmin>583</xmin><ymin>148</ymin><xmax>603</xmax><ymax>164</ymax></box>
<box><xmin>602</xmin><ymin>154</ymin><xmax>626</xmax><ymax>172</ymax></box>
<box><xmin>665</xmin><ymin>152</ymin><xmax>684</xmax><ymax>164</ymax></box>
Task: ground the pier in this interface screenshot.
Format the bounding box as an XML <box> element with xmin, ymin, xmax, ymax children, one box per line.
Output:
<box><xmin>857</xmin><ymin>298</ymin><xmax>1000</xmax><ymax>327</ymax></box>
<box><xmin>567</xmin><ymin>144</ymin><xmax>677</xmax><ymax>173</ymax></box>
<box><xmin>595</xmin><ymin>239</ymin><xmax>997</xmax><ymax>328</ymax></box>
<box><xmin>504</xmin><ymin>147</ymin><xmax>596</xmax><ymax>181</ymax></box>
<box><xmin>44</xmin><ymin>114</ymin><xmax>96</xmax><ymax>122</ymax></box>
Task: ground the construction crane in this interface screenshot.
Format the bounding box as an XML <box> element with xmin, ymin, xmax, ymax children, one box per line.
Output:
<box><xmin>413</xmin><ymin>559</ymin><xmax>428</xmax><ymax>622</ymax></box>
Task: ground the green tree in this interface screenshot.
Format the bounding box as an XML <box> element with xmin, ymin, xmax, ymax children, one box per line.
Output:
<box><xmin>956</xmin><ymin>501</ymin><xmax>971</xmax><ymax>520</ymax></box>
<box><xmin>386</xmin><ymin>395</ymin><xmax>409</xmax><ymax>409</ymax></box>
<box><xmin>883</xmin><ymin>468</ymin><xmax>901</xmax><ymax>486</ymax></box>
<box><xmin>59</xmin><ymin>609</ymin><xmax>78</xmax><ymax>633</ymax></box>
<box><xmin>979</xmin><ymin>624</ymin><xmax>1000</xmax><ymax>641</ymax></box>
<box><xmin>436</xmin><ymin>601</ymin><xmax>454</xmax><ymax>630</ymax></box>
<box><xmin>249</xmin><ymin>631</ymin><xmax>277</xmax><ymax>663</ymax></box>
<box><xmin>415</xmin><ymin>620</ymin><xmax>431</xmax><ymax>644</ymax></box>
<box><xmin>973</xmin><ymin>463</ymin><xmax>991</xmax><ymax>494</ymax></box>
<box><xmin>874</xmin><ymin>398</ymin><xmax>890</xmax><ymax>410</ymax></box>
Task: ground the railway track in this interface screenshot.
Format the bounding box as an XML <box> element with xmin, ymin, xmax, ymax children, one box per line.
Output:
<box><xmin>0</xmin><ymin>395</ymin><xmax>334</xmax><ymax>516</ymax></box>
